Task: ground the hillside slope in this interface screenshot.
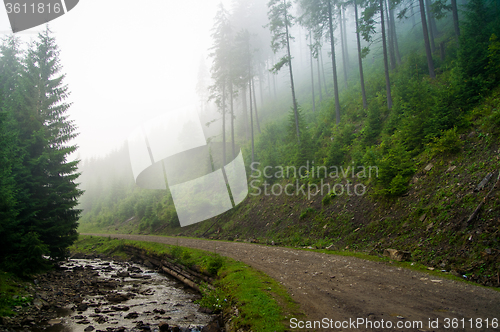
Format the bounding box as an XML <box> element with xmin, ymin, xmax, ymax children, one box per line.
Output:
<box><xmin>80</xmin><ymin>87</ymin><xmax>500</xmax><ymax>287</ymax></box>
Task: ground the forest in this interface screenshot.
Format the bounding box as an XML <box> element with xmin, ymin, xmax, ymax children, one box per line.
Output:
<box><xmin>1</xmin><ymin>0</ymin><xmax>499</xmax><ymax>281</ymax></box>
<box><xmin>76</xmin><ymin>0</ymin><xmax>500</xmax><ymax>284</ymax></box>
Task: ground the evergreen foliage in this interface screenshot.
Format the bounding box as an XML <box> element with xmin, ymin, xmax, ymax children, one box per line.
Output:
<box><xmin>0</xmin><ymin>28</ymin><xmax>81</xmax><ymax>276</ymax></box>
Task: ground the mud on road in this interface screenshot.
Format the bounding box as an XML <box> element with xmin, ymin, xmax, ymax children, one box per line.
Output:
<box><xmin>87</xmin><ymin>234</ymin><xmax>500</xmax><ymax>331</ymax></box>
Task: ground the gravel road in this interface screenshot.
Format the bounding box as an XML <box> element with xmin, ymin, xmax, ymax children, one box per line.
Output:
<box><xmin>85</xmin><ymin>234</ymin><xmax>500</xmax><ymax>331</ymax></box>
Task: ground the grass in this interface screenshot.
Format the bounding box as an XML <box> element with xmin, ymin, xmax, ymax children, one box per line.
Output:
<box><xmin>0</xmin><ymin>272</ymin><xmax>33</xmax><ymax>317</ymax></box>
<box><xmin>71</xmin><ymin>235</ymin><xmax>301</xmax><ymax>331</ymax></box>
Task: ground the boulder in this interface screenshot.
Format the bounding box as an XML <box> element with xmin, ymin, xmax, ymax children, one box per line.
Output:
<box><xmin>383</xmin><ymin>249</ymin><xmax>411</xmax><ymax>262</ymax></box>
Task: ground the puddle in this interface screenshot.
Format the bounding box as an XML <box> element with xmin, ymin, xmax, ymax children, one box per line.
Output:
<box><xmin>30</xmin><ymin>258</ymin><xmax>212</xmax><ymax>332</ymax></box>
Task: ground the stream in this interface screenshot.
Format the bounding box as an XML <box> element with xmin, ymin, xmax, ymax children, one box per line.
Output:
<box><xmin>7</xmin><ymin>257</ymin><xmax>214</xmax><ymax>332</ymax></box>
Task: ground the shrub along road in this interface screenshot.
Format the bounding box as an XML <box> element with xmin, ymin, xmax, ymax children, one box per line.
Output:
<box><xmin>85</xmin><ymin>234</ymin><xmax>500</xmax><ymax>331</ymax></box>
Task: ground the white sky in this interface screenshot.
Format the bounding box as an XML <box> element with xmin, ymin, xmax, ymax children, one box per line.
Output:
<box><xmin>0</xmin><ymin>0</ymin><xmax>232</xmax><ymax>160</ymax></box>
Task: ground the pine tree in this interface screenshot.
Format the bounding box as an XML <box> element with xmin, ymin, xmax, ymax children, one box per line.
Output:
<box><xmin>209</xmin><ymin>3</ymin><xmax>233</xmax><ymax>165</ymax></box>
<box><xmin>418</xmin><ymin>0</ymin><xmax>436</xmax><ymax>78</ymax></box>
<box><xmin>267</xmin><ymin>0</ymin><xmax>301</xmax><ymax>141</ymax></box>
<box><xmin>298</xmin><ymin>0</ymin><xmax>342</xmax><ymax>123</ymax></box>
<box><xmin>354</xmin><ymin>0</ymin><xmax>368</xmax><ymax>108</ymax></box>
<box><xmin>17</xmin><ymin>27</ymin><xmax>82</xmax><ymax>261</ymax></box>
<box><xmin>360</xmin><ymin>0</ymin><xmax>393</xmax><ymax>108</ymax></box>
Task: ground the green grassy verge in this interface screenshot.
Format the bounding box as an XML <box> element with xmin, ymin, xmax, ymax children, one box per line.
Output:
<box><xmin>0</xmin><ymin>272</ymin><xmax>33</xmax><ymax>317</ymax></box>
<box><xmin>71</xmin><ymin>235</ymin><xmax>302</xmax><ymax>331</ymax></box>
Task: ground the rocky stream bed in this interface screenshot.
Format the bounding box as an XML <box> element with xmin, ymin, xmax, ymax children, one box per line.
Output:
<box><xmin>0</xmin><ymin>256</ymin><xmax>222</xmax><ymax>332</ymax></box>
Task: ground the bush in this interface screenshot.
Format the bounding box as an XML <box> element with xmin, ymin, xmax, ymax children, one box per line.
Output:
<box><xmin>299</xmin><ymin>207</ymin><xmax>315</xmax><ymax>220</ymax></box>
<box><xmin>321</xmin><ymin>191</ymin><xmax>336</xmax><ymax>206</ymax></box>
<box><xmin>428</xmin><ymin>127</ymin><xmax>462</xmax><ymax>156</ymax></box>
<box><xmin>207</xmin><ymin>254</ymin><xmax>225</xmax><ymax>275</ymax></box>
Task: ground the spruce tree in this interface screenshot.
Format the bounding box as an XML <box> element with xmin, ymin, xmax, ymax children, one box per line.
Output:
<box><xmin>17</xmin><ymin>27</ymin><xmax>82</xmax><ymax>261</ymax></box>
<box><xmin>267</xmin><ymin>0</ymin><xmax>301</xmax><ymax>141</ymax></box>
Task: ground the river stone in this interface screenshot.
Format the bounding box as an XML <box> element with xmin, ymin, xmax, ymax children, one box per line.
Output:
<box><xmin>117</xmin><ymin>271</ymin><xmax>130</xmax><ymax>278</ymax></box>
<box><xmin>76</xmin><ymin>303</ymin><xmax>88</xmax><ymax>311</ymax></box>
<box><xmin>124</xmin><ymin>312</ymin><xmax>139</xmax><ymax>319</ymax></box>
<box><xmin>153</xmin><ymin>308</ymin><xmax>166</xmax><ymax>314</ymax></box>
<box><xmin>158</xmin><ymin>322</ymin><xmax>169</xmax><ymax>332</ymax></box>
<box><xmin>106</xmin><ymin>293</ymin><xmax>130</xmax><ymax>303</ymax></box>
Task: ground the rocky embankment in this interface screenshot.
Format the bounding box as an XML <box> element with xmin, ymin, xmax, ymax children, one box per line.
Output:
<box><xmin>0</xmin><ymin>254</ymin><xmax>223</xmax><ymax>332</ymax></box>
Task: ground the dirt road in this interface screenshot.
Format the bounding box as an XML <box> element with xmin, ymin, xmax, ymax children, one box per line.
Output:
<box><xmin>86</xmin><ymin>234</ymin><xmax>500</xmax><ymax>331</ymax></box>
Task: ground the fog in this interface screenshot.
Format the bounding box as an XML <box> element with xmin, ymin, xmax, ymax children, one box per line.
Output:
<box><xmin>0</xmin><ymin>0</ymin><xmax>387</xmax><ymax>161</ymax></box>
<box><xmin>1</xmin><ymin>0</ymin><xmax>233</xmax><ymax>159</ymax></box>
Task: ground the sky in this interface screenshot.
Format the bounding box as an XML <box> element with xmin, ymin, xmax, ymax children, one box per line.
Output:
<box><xmin>0</xmin><ymin>0</ymin><xmax>232</xmax><ymax>160</ymax></box>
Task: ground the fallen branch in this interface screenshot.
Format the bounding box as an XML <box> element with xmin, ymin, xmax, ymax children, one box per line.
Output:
<box><xmin>466</xmin><ymin>171</ymin><xmax>500</xmax><ymax>225</ymax></box>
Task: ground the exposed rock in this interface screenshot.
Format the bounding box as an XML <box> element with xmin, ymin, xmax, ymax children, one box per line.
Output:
<box><xmin>383</xmin><ymin>249</ymin><xmax>411</xmax><ymax>262</ymax></box>
<box><xmin>106</xmin><ymin>293</ymin><xmax>130</xmax><ymax>303</ymax></box>
<box><xmin>116</xmin><ymin>271</ymin><xmax>130</xmax><ymax>278</ymax></box>
<box><xmin>198</xmin><ymin>307</ymin><xmax>213</xmax><ymax>314</ymax></box>
<box><xmin>153</xmin><ymin>308</ymin><xmax>166</xmax><ymax>315</ymax></box>
<box><xmin>202</xmin><ymin>314</ymin><xmax>224</xmax><ymax>332</ymax></box>
<box><xmin>110</xmin><ymin>305</ymin><xmax>130</xmax><ymax>311</ymax></box>
<box><xmin>475</xmin><ymin>172</ymin><xmax>494</xmax><ymax>192</ymax></box>
<box><xmin>124</xmin><ymin>312</ymin><xmax>139</xmax><ymax>319</ymax></box>
<box><xmin>158</xmin><ymin>322</ymin><xmax>169</xmax><ymax>332</ymax></box>
<box><xmin>143</xmin><ymin>260</ymin><xmax>154</xmax><ymax>268</ymax></box>
<box><xmin>75</xmin><ymin>303</ymin><xmax>88</xmax><ymax>311</ymax></box>
<box><xmin>424</xmin><ymin>163</ymin><xmax>433</xmax><ymax>172</ymax></box>
<box><xmin>446</xmin><ymin>166</ymin><xmax>456</xmax><ymax>172</ymax></box>
<box><xmin>325</xmin><ymin>244</ymin><xmax>335</xmax><ymax>250</ymax></box>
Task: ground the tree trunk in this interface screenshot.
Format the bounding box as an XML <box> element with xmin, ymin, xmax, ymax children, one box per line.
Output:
<box><xmin>309</xmin><ymin>32</ymin><xmax>316</xmax><ymax>113</ymax></box>
<box><xmin>389</xmin><ymin>4</ymin><xmax>401</xmax><ymax>65</ymax></box>
<box><xmin>411</xmin><ymin>0</ymin><xmax>416</xmax><ymax>26</ymax></box>
<box><xmin>355</xmin><ymin>1</ymin><xmax>367</xmax><ymax>109</ymax></box>
<box><xmin>241</xmin><ymin>85</ymin><xmax>249</xmax><ymax>140</ymax></box>
<box><xmin>386</xmin><ymin>0</ymin><xmax>396</xmax><ymax>70</ymax></box>
<box><xmin>328</xmin><ymin>0</ymin><xmax>341</xmax><ymax>124</ymax></box>
<box><xmin>316</xmin><ymin>55</ymin><xmax>323</xmax><ymax>102</ymax></box>
<box><xmin>258</xmin><ymin>67</ymin><xmax>264</xmax><ymax>108</ymax></box>
<box><xmin>380</xmin><ymin>0</ymin><xmax>393</xmax><ymax>109</ymax></box>
<box><xmin>427</xmin><ymin>0</ymin><xmax>439</xmax><ymax>37</ymax></box>
<box><xmin>339</xmin><ymin>6</ymin><xmax>349</xmax><ymax>88</ymax></box>
<box><xmin>248</xmin><ymin>80</ymin><xmax>254</xmax><ymax>163</ymax></box>
<box><xmin>230</xmin><ymin>80</ymin><xmax>235</xmax><ymax>159</ymax></box>
<box><xmin>419</xmin><ymin>0</ymin><xmax>436</xmax><ymax>78</ymax></box>
<box><xmin>424</xmin><ymin>0</ymin><xmax>436</xmax><ymax>52</ymax></box>
<box><xmin>284</xmin><ymin>0</ymin><xmax>301</xmax><ymax>141</ymax></box>
<box><xmin>267</xmin><ymin>60</ymin><xmax>272</xmax><ymax>99</ymax></box>
<box><xmin>222</xmin><ymin>81</ymin><xmax>226</xmax><ymax>166</ymax></box>
<box><xmin>251</xmin><ymin>77</ymin><xmax>261</xmax><ymax>133</ymax></box>
<box><xmin>342</xmin><ymin>5</ymin><xmax>349</xmax><ymax>68</ymax></box>
<box><xmin>320</xmin><ymin>48</ymin><xmax>328</xmax><ymax>93</ymax></box>
<box><xmin>298</xmin><ymin>26</ymin><xmax>303</xmax><ymax>75</ymax></box>
<box><xmin>271</xmin><ymin>55</ymin><xmax>277</xmax><ymax>98</ymax></box>
<box><xmin>451</xmin><ymin>0</ymin><xmax>460</xmax><ymax>45</ymax></box>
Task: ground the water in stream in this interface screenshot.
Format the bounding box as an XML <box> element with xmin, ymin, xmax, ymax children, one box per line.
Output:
<box><xmin>30</xmin><ymin>258</ymin><xmax>213</xmax><ymax>332</ymax></box>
